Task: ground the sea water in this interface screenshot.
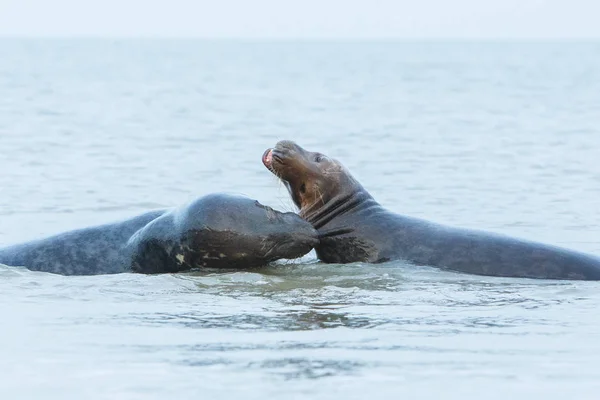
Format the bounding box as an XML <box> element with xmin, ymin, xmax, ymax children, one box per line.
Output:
<box><xmin>1</xmin><ymin>39</ymin><xmax>600</xmax><ymax>399</ymax></box>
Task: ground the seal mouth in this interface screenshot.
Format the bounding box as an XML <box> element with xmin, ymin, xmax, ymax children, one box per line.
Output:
<box><xmin>263</xmin><ymin>148</ymin><xmax>284</xmax><ymax>175</ymax></box>
<box><xmin>262</xmin><ymin>148</ymin><xmax>273</xmax><ymax>168</ymax></box>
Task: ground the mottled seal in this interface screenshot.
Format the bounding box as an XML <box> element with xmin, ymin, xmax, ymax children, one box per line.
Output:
<box><xmin>262</xmin><ymin>140</ymin><xmax>600</xmax><ymax>280</ymax></box>
<box><xmin>0</xmin><ymin>193</ymin><xmax>321</xmax><ymax>275</ymax></box>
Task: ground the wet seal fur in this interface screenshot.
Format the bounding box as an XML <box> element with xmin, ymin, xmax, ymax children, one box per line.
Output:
<box><xmin>0</xmin><ymin>194</ymin><xmax>319</xmax><ymax>275</ymax></box>
<box><xmin>263</xmin><ymin>140</ymin><xmax>600</xmax><ymax>280</ymax></box>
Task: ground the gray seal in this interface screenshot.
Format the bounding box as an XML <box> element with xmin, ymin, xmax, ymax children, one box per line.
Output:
<box><xmin>0</xmin><ymin>193</ymin><xmax>320</xmax><ymax>275</ymax></box>
<box><xmin>262</xmin><ymin>140</ymin><xmax>600</xmax><ymax>280</ymax></box>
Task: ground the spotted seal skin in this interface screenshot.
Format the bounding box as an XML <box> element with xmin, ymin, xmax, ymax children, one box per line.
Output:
<box><xmin>0</xmin><ymin>211</ymin><xmax>166</xmax><ymax>275</ymax></box>
<box><xmin>0</xmin><ymin>194</ymin><xmax>319</xmax><ymax>275</ymax></box>
<box><xmin>262</xmin><ymin>140</ymin><xmax>600</xmax><ymax>280</ymax></box>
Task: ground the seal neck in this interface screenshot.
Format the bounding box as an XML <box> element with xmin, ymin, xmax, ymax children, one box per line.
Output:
<box><xmin>300</xmin><ymin>189</ymin><xmax>376</xmax><ymax>229</ymax></box>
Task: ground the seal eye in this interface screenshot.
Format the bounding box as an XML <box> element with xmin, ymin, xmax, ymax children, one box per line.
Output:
<box><xmin>314</xmin><ymin>154</ymin><xmax>324</xmax><ymax>162</ymax></box>
<box><xmin>300</xmin><ymin>183</ymin><xmax>306</xmax><ymax>193</ymax></box>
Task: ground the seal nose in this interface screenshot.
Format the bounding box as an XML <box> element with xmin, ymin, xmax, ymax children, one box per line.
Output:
<box><xmin>284</xmin><ymin>212</ymin><xmax>318</xmax><ymax>242</ymax></box>
<box><xmin>296</xmin><ymin>229</ymin><xmax>320</xmax><ymax>249</ymax></box>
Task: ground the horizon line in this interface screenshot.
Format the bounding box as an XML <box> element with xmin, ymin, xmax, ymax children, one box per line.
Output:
<box><xmin>1</xmin><ymin>35</ymin><xmax>599</xmax><ymax>41</ymax></box>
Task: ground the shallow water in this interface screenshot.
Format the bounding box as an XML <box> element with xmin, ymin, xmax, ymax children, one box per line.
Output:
<box><xmin>1</xmin><ymin>39</ymin><xmax>600</xmax><ymax>399</ymax></box>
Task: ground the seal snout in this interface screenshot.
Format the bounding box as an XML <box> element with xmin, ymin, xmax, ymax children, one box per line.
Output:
<box><xmin>263</xmin><ymin>146</ymin><xmax>288</xmax><ymax>173</ymax></box>
<box><xmin>262</xmin><ymin>148</ymin><xmax>274</xmax><ymax>168</ymax></box>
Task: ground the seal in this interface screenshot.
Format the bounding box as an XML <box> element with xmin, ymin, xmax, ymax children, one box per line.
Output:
<box><xmin>0</xmin><ymin>193</ymin><xmax>321</xmax><ymax>276</ymax></box>
<box><xmin>262</xmin><ymin>140</ymin><xmax>600</xmax><ymax>280</ymax></box>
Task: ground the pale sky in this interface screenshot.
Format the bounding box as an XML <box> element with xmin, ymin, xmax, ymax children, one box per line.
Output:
<box><xmin>0</xmin><ymin>0</ymin><xmax>599</xmax><ymax>38</ymax></box>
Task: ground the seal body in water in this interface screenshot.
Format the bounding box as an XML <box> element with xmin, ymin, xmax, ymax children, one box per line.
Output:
<box><xmin>262</xmin><ymin>140</ymin><xmax>600</xmax><ymax>280</ymax></box>
<box><xmin>0</xmin><ymin>194</ymin><xmax>319</xmax><ymax>275</ymax></box>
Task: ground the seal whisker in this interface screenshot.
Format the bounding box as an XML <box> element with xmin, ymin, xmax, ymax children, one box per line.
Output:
<box><xmin>315</xmin><ymin>185</ymin><xmax>325</xmax><ymax>207</ymax></box>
